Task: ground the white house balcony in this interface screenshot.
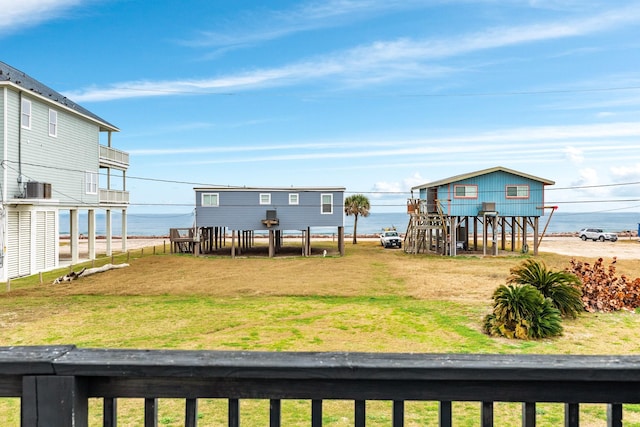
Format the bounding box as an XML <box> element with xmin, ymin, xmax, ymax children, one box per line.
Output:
<box><xmin>99</xmin><ymin>145</ymin><xmax>129</xmax><ymax>170</ymax></box>
<box><xmin>99</xmin><ymin>189</ymin><xmax>129</xmax><ymax>204</ymax></box>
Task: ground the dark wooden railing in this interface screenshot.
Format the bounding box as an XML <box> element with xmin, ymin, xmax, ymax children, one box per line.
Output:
<box><xmin>1</xmin><ymin>345</ymin><xmax>639</xmax><ymax>426</ymax></box>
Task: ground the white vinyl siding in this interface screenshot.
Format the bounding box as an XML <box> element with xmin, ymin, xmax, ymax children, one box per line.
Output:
<box><xmin>35</xmin><ymin>211</ymin><xmax>56</xmax><ymax>271</ymax></box>
<box><xmin>85</xmin><ymin>171</ymin><xmax>98</xmax><ymax>194</ymax></box>
<box><xmin>321</xmin><ymin>194</ymin><xmax>333</xmax><ymax>214</ymax></box>
<box><xmin>260</xmin><ymin>193</ymin><xmax>271</xmax><ymax>205</ymax></box>
<box><xmin>202</xmin><ymin>193</ymin><xmax>219</xmax><ymax>207</ymax></box>
<box><xmin>21</xmin><ymin>98</ymin><xmax>31</xmax><ymax>129</ymax></box>
<box><xmin>8</xmin><ymin>211</ymin><xmax>32</xmax><ymax>278</ymax></box>
<box><xmin>49</xmin><ymin>109</ymin><xmax>58</xmax><ymax>137</ymax></box>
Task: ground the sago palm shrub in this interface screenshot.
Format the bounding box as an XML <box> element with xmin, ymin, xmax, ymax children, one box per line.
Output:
<box><xmin>483</xmin><ymin>284</ymin><xmax>563</xmax><ymax>340</ymax></box>
<box><xmin>507</xmin><ymin>259</ymin><xmax>583</xmax><ymax>318</ymax></box>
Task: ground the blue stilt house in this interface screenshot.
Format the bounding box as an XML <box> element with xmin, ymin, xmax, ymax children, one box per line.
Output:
<box><xmin>407</xmin><ymin>166</ymin><xmax>555</xmax><ymax>256</ymax></box>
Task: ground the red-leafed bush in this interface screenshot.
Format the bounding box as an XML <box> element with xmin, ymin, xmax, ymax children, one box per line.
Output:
<box><xmin>568</xmin><ymin>257</ymin><xmax>640</xmax><ymax>312</ymax></box>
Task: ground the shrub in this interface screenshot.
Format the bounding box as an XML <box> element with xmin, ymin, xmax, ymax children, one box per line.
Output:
<box><xmin>508</xmin><ymin>259</ymin><xmax>583</xmax><ymax>318</ymax></box>
<box><xmin>568</xmin><ymin>257</ymin><xmax>640</xmax><ymax>312</ymax></box>
<box><xmin>483</xmin><ymin>284</ymin><xmax>563</xmax><ymax>340</ymax></box>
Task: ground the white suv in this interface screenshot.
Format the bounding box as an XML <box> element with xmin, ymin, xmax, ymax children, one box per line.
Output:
<box><xmin>578</xmin><ymin>228</ymin><xmax>618</xmax><ymax>242</ymax></box>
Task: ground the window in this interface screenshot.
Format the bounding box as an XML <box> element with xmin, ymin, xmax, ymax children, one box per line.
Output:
<box><xmin>202</xmin><ymin>193</ymin><xmax>219</xmax><ymax>207</ymax></box>
<box><xmin>85</xmin><ymin>172</ymin><xmax>98</xmax><ymax>194</ymax></box>
<box><xmin>321</xmin><ymin>193</ymin><xmax>333</xmax><ymax>214</ymax></box>
<box><xmin>260</xmin><ymin>193</ymin><xmax>271</xmax><ymax>205</ymax></box>
<box><xmin>506</xmin><ymin>185</ymin><xmax>529</xmax><ymax>198</ymax></box>
<box><xmin>49</xmin><ymin>109</ymin><xmax>58</xmax><ymax>137</ymax></box>
<box><xmin>453</xmin><ymin>185</ymin><xmax>477</xmax><ymax>199</ymax></box>
<box><xmin>21</xmin><ymin>99</ymin><xmax>31</xmax><ymax>129</ymax></box>
<box><xmin>289</xmin><ymin>193</ymin><xmax>299</xmax><ymax>205</ymax></box>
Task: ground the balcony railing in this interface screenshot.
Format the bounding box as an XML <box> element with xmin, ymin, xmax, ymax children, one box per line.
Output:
<box><xmin>99</xmin><ymin>145</ymin><xmax>130</xmax><ymax>169</ymax></box>
<box><xmin>1</xmin><ymin>346</ymin><xmax>638</xmax><ymax>426</ymax></box>
<box><xmin>99</xmin><ymin>189</ymin><xmax>129</xmax><ymax>204</ymax></box>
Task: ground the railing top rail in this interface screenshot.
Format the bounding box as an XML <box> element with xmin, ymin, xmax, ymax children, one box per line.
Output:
<box><xmin>99</xmin><ymin>144</ymin><xmax>128</xmax><ymax>155</ymax></box>
<box><xmin>4</xmin><ymin>346</ymin><xmax>640</xmax><ymax>382</ymax></box>
<box><xmin>0</xmin><ymin>345</ymin><xmax>75</xmax><ymax>375</ymax></box>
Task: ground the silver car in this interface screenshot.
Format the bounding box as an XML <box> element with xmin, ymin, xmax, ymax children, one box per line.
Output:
<box><xmin>578</xmin><ymin>228</ymin><xmax>618</xmax><ymax>242</ymax></box>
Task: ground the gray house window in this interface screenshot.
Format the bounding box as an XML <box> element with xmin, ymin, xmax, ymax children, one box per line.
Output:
<box><xmin>260</xmin><ymin>193</ymin><xmax>271</xmax><ymax>205</ymax></box>
<box><xmin>21</xmin><ymin>99</ymin><xmax>31</xmax><ymax>129</ymax></box>
<box><xmin>289</xmin><ymin>193</ymin><xmax>299</xmax><ymax>205</ymax></box>
<box><xmin>49</xmin><ymin>109</ymin><xmax>58</xmax><ymax>137</ymax></box>
<box><xmin>202</xmin><ymin>193</ymin><xmax>219</xmax><ymax>207</ymax></box>
<box><xmin>321</xmin><ymin>194</ymin><xmax>333</xmax><ymax>214</ymax></box>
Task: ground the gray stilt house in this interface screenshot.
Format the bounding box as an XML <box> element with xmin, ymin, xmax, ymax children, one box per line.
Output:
<box><xmin>0</xmin><ymin>61</ymin><xmax>129</xmax><ymax>280</ymax></box>
<box><xmin>406</xmin><ymin>166</ymin><xmax>555</xmax><ymax>256</ymax></box>
<box><xmin>192</xmin><ymin>186</ymin><xmax>346</xmax><ymax>256</ymax></box>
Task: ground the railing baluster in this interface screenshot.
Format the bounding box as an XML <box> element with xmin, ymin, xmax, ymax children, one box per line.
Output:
<box><xmin>481</xmin><ymin>401</ymin><xmax>493</xmax><ymax>427</ymax></box>
<box><xmin>185</xmin><ymin>398</ymin><xmax>198</xmax><ymax>427</ymax></box>
<box><xmin>229</xmin><ymin>398</ymin><xmax>240</xmax><ymax>427</ymax></box>
<box><xmin>522</xmin><ymin>402</ymin><xmax>536</xmax><ymax>427</ymax></box>
<box><xmin>607</xmin><ymin>403</ymin><xmax>623</xmax><ymax>427</ymax></box>
<box><xmin>355</xmin><ymin>400</ymin><xmax>366</xmax><ymax>427</ymax></box>
<box><xmin>312</xmin><ymin>399</ymin><xmax>323</xmax><ymax>427</ymax></box>
<box><xmin>393</xmin><ymin>400</ymin><xmax>404</xmax><ymax>427</ymax></box>
<box><xmin>439</xmin><ymin>401</ymin><xmax>452</xmax><ymax>427</ymax></box>
<box><xmin>565</xmin><ymin>403</ymin><xmax>579</xmax><ymax>427</ymax></box>
<box><xmin>144</xmin><ymin>398</ymin><xmax>157</xmax><ymax>427</ymax></box>
<box><xmin>270</xmin><ymin>399</ymin><xmax>281</xmax><ymax>427</ymax></box>
<box><xmin>103</xmin><ymin>397</ymin><xmax>117</xmax><ymax>427</ymax></box>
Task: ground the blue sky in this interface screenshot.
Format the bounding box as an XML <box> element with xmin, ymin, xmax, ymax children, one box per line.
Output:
<box><xmin>2</xmin><ymin>0</ymin><xmax>640</xmax><ymax>214</ymax></box>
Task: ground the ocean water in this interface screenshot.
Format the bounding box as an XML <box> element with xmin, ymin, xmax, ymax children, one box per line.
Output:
<box><xmin>59</xmin><ymin>211</ymin><xmax>640</xmax><ymax>236</ymax></box>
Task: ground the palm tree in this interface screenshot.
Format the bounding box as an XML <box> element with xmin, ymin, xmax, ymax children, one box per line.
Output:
<box><xmin>507</xmin><ymin>259</ymin><xmax>583</xmax><ymax>318</ymax></box>
<box><xmin>344</xmin><ymin>194</ymin><xmax>370</xmax><ymax>244</ymax></box>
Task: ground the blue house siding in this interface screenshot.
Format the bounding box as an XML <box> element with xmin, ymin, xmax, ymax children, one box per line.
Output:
<box><xmin>440</xmin><ymin>171</ymin><xmax>546</xmax><ymax>217</ymax></box>
<box><xmin>413</xmin><ymin>167</ymin><xmax>552</xmax><ymax>218</ymax></box>
<box><xmin>195</xmin><ymin>188</ymin><xmax>344</xmax><ymax>231</ymax></box>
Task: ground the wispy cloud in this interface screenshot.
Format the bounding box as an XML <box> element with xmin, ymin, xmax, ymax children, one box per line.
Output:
<box><xmin>130</xmin><ymin>122</ymin><xmax>640</xmax><ymax>157</ymax></box>
<box><xmin>183</xmin><ymin>0</ymin><xmax>431</xmax><ymax>51</ymax></box>
<box><xmin>0</xmin><ymin>0</ymin><xmax>86</xmax><ymax>35</ymax></box>
<box><xmin>67</xmin><ymin>4</ymin><xmax>640</xmax><ymax>103</ymax></box>
<box><xmin>131</xmin><ymin>122</ymin><xmax>640</xmax><ymax>171</ymax></box>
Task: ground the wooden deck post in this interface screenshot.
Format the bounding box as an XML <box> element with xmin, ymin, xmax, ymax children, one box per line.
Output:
<box><xmin>22</xmin><ymin>375</ymin><xmax>88</xmax><ymax>427</ymax></box>
<box><xmin>268</xmin><ymin>229</ymin><xmax>275</xmax><ymax>258</ymax></box>
<box><xmin>231</xmin><ymin>230</ymin><xmax>236</xmax><ymax>259</ymax></box>
<box><xmin>533</xmin><ymin>216</ymin><xmax>539</xmax><ymax>255</ymax></box>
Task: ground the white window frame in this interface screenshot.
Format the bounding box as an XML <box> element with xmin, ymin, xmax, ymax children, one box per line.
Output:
<box><xmin>289</xmin><ymin>193</ymin><xmax>299</xmax><ymax>205</ymax></box>
<box><xmin>453</xmin><ymin>184</ymin><xmax>478</xmax><ymax>199</ymax></box>
<box><xmin>506</xmin><ymin>185</ymin><xmax>529</xmax><ymax>199</ymax></box>
<box><xmin>321</xmin><ymin>193</ymin><xmax>333</xmax><ymax>214</ymax></box>
<box><xmin>48</xmin><ymin>109</ymin><xmax>58</xmax><ymax>137</ymax></box>
<box><xmin>260</xmin><ymin>193</ymin><xmax>271</xmax><ymax>205</ymax></box>
<box><xmin>21</xmin><ymin>99</ymin><xmax>32</xmax><ymax>130</ymax></box>
<box><xmin>85</xmin><ymin>171</ymin><xmax>98</xmax><ymax>195</ymax></box>
<box><xmin>202</xmin><ymin>193</ymin><xmax>219</xmax><ymax>207</ymax></box>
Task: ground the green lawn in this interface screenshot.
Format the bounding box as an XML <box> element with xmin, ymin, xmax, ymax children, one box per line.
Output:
<box><xmin>1</xmin><ymin>242</ymin><xmax>640</xmax><ymax>425</ymax></box>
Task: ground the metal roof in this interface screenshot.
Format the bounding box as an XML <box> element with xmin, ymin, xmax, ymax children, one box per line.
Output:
<box><xmin>411</xmin><ymin>166</ymin><xmax>555</xmax><ymax>190</ymax></box>
<box><xmin>0</xmin><ymin>61</ymin><xmax>118</xmax><ymax>132</ymax></box>
<box><xmin>193</xmin><ymin>186</ymin><xmax>346</xmax><ymax>192</ymax></box>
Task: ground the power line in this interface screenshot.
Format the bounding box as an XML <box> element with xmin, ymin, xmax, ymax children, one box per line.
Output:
<box><xmin>4</xmin><ymin>159</ymin><xmax>640</xmax><ymax>209</ymax></box>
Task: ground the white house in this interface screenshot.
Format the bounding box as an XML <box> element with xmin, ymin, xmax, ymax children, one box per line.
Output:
<box><xmin>0</xmin><ymin>61</ymin><xmax>129</xmax><ymax>280</ymax></box>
